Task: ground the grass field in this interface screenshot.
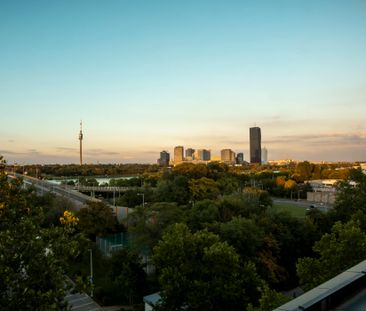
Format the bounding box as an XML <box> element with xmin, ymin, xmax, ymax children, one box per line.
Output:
<box><xmin>272</xmin><ymin>202</ymin><xmax>307</xmax><ymax>218</ymax></box>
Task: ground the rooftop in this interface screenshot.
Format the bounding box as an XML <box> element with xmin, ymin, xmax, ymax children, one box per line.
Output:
<box><xmin>274</xmin><ymin>260</ymin><xmax>366</xmax><ymax>311</ymax></box>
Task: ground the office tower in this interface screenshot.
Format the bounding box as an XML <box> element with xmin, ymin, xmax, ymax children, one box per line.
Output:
<box><xmin>236</xmin><ymin>152</ymin><xmax>244</xmax><ymax>164</ymax></box>
<box><xmin>194</xmin><ymin>149</ymin><xmax>211</xmax><ymax>161</ymax></box>
<box><xmin>174</xmin><ymin>146</ymin><xmax>184</xmax><ymax>163</ymax></box>
<box><xmin>221</xmin><ymin>149</ymin><xmax>236</xmax><ymax>164</ymax></box>
<box><xmin>158</xmin><ymin>151</ymin><xmax>170</xmax><ymax>166</ymax></box>
<box><xmin>79</xmin><ymin>121</ymin><xmax>83</xmax><ymax>165</ymax></box>
<box><xmin>250</xmin><ymin>127</ymin><xmax>261</xmax><ymax>164</ymax></box>
<box><xmin>185</xmin><ymin>148</ymin><xmax>195</xmax><ymax>159</ymax></box>
<box><xmin>202</xmin><ymin>149</ymin><xmax>211</xmax><ymax>161</ymax></box>
<box><xmin>262</xmin><ymin>147</ymin><xmax>268</xmax><ymax>164</ymax></box>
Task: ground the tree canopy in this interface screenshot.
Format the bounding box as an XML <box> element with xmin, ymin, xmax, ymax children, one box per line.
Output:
<box><xmin>297</xmin><ymin>220</ymin><xmax>366</xmax><ymax>290</ymax></box>
<box><xmin>0</xmin><ymin>157</ymin><xmax>87</xmax><ymax>309</ymax></box>
<box><xmin>153</xmin><ymin>223</ymin><xmax>261</xmax><ymax>310</ymax></box>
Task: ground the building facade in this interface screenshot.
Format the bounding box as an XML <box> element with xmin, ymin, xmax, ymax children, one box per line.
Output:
<box><xmin>174</xmin><ymin>146</ymin><xmax>184</xmax><ymax>164</ymax></box>
<box><xmin>185</xmin><ymin>148</ymin><xmax>195</xmax><ymax>160</ymax></box>
<box><xmin>221</xmin><ymin>149</ymin><xmax>236</xmax><ymax>164</ymax></box>
<box><xmin>194</xmin><ymin>149</ymin><xmax>211</xmax><ymax>161</ymax></box>
<box><xmin>250</xmin><ymin>127</ymin><xmax>261</xmax><ymax>164</ymax></box>
<box><xmin>158</xmin><ymin>150</ymin><xmax>170</xmax><ymax>166</ymax></box>
<box><xmin>236</xmin><ymin>152</ymin><xmax>244</xmax><ymax>164</ymax></box>
<box><xmin>261</xmin><ymin>147</ymin><xmax>268</xmax><ymax>164</ymax></box>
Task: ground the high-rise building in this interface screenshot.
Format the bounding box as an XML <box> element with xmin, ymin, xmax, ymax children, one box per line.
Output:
<box><xmin>194</xmin><ymin>149</ymin><xmax>211</xmax><ymax>161</ymax></box>
<box><xmin>174</xmin><ymin>146</ymin><xmax>184</xmax><ymax>164</ymax></box>
<box><xmin>250</xmin><ymin>127</ymin><xmax>261</xmax><ymax>164</ymax></box>
<box><xmin>185</xmin><ymin>148</ymin><xmax>195</xmax><ymax>159</ymax></box>
<box><xmin>221</xmin><ymin>149</ymin><xmax>236</xmax><ymax>164</ymax></box>
<box><xmin>236</xmin><ymin>152</ymin><xmax>244</xmax><ymax>164</ymax></box>
<box><xmin>79</xmin><ymin>121</ymin><xmax>83</xmax><ymax>165</ymax></box>
<box><xmin>158</xmin><ymin>151</ymin><xmax>170</xmax><ymax>166</ymax></box>
<box><xmin>262</xmin><ymin>147</ymin><xmax>268</xmax><ymax>164</ymax></box>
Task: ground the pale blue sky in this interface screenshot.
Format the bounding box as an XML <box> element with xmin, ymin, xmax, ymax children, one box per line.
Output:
<box><xmin>1</xmin><ymin>0</ymin><xmax>366</xmax><ymax>163</ymax></box>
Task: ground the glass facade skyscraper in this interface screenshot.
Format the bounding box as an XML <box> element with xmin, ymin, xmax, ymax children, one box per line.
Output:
<box><xmin>250</xmin><ymin>127</ymin><xmax>261</xmax><ymax>164</ymax></box>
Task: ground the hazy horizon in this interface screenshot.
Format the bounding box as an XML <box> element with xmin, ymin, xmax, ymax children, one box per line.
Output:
<box><xmin>1</xmin><ymin>1</ymin><xmax>366</xmax><ymax>164</ymax></box>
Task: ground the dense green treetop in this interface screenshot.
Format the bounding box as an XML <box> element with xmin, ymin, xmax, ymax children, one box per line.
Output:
<box><xmin>0</xmin><ymin>156</ymin><xmax>87</xmax><ymax>310</ymax></box>
<box><xmin>297</xmin><ymin>220</ymin><xmax>366</xmax><ymax>290</ymax></box>
<box><xmin>153</xmin><ymin>223</ymin><xmax>261</xmax><ymax>311</ymax></box>
<box><xmin>76</xmin><ymin>201</ymin><xmax>121</xmax><ymax>241</ymax></box>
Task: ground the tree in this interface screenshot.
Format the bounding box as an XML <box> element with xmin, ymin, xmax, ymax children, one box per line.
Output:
<box><xmin>78</xmin><ymin>177</ymin><xmax>99</xmax><ymax>186</ymax></box>
<box><xmin>189</xmin><ymin>177</ymin><xmax>220</xmax><ymax>201</ymax></box>
<box><xmin>257</xmin><ymin>209</ymin><xmax>317</xmax><ymax>286</ymax></box>
<box><xmin>108</xmin><ymin>249</ymin><xmax>147</xmax><ymax>305</ymax></box>
<box><xmin>247</xmin><ymin>283</ymin><xmax>289</xmax><ymax>311</ymax></box>
<box><xmin>154</xmin><ymin>175</ymin><xmax>190</xmax><ymax>204</ymax></box>
<box><xmin>284</xmin><ymin>179</ymin><xmax>297</xmax><ymax>199</ymax></box>
<box><xmin>207</xmin><ymin>161</ymin><xmax>228</xmax><ymax>180</ymax></box>
<box><xmin>153</xmin><ymin>223</ymin><xmax>261</xmax><ymax>310</ymax></box>
<box><xmin>129</xmin><ymin>202</ymin><xmax>187</xmax><ymax>252</ymax></box>
<box><xmin>284</xmin><ymin>179</ymin><xmax>297</xmax><ymax>191</ymax></box>
<box><xmin>118</xmin><ymin>189</ymin><xmax>142</xmax><ymax>207</ymax></box>
<box><xmin>297</xmin><ymin>220</ymin><xmax>366</xmax><ymax>290</ymax></box>
<box><xmin>188</xmin><ymin>199</ymin><xmax>219</xmax><ymax>230</ymax></box>
<box><xmin>77</xmin><ymin>201</ymin><xmax>118</xmax><ymax>240</ymax></box>
<box><xmin>172</xmin><ymin>163</ymin><xmax>208</xmax><ymax>179</ymax></box>
<box><xmin>0</xmin><ymin>157</ymin><xmax>86</xmax><ymax>309</ymax></box>
<box><xmin>219</xmin><ymin>217</ymin><xmax>264</xmax><ymax>261</ymax></box>
<box><xmin>217</xmin><ymin>176</ymin><xmax>240</xmax><ymax>195</ymax></box>
<box><xmin>330</xmin><ymin>169</ymin><xmax>366</xmax><ymax>222</ymax></box>
<box><xmin>292</xmin><ymin>161</ymin><xmax>312</xmax><ymax>182</ymax></box>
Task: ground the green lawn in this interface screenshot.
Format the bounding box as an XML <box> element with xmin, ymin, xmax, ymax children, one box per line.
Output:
<box><xmin>272</xmin><ymin>202</ymin><xmax>307</xmax><ymax>218</ymax></box>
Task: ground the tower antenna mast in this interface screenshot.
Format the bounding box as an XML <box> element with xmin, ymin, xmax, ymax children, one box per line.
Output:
<box><xmin>79</xmin><ymin>120</ymin><xmax>83</xmax><ymax>165</ymax></box>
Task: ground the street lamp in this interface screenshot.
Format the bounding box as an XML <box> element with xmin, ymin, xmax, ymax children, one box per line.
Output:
<box><xmin>137</xmin><ymin>193</ymin><xmax>145</xmax><ymax>208</ymax></box>
<box><xmin>89</xmin><ymin>249</ymin><xmax>94</xmax><ymax>297</ymax></box>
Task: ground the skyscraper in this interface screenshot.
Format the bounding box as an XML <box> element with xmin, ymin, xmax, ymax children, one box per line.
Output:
<box><xmin>236</xmin><ymin>152</ymin><xmax>244</xmax><ymax>164</ymax></box>
<box><xmin>221</xmin><ymin>149</ymin><xmax>236</xmax><ymax>164</ymax></box>
<box><xmin>174</xmin><ymin>146</ymin><xmax>184</xmax><ymax>164</ymax></box>
<box><xmin>250</xmin><ymin>127</ymin><xmax>261</xmax><ymax>164</ymax></box>
<box><xmin>262</xmin><ymin>147</ymin><xmax>268</xmax><ymax>164</ymax></box>
<box><xmin>158</xmin><ymin>151</ymin><xmax>170</xmax><ymax>166</ymax></box>
<box><xmin>194</xmin><ymin>149</ymin><xmax>211</xmax><ymax>161</ymax></box>
<box><xmin>185</xmin><ymin>148</ymin><xmax>195</xmax><ymax>159</ymax></box>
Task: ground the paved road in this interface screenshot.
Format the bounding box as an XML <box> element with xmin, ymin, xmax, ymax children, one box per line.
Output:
<box><xmin>8</xmin><ymin>173</ymin><xmax>100</xmax><ymax>208</ymax></box>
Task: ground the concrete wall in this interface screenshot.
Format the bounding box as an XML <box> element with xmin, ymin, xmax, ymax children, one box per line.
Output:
<box><xmin>307</xmin><ymin>191</ymin><xmax>336</xmax><ymax>204</ymax></box>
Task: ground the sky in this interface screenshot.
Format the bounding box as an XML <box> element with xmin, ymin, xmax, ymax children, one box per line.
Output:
<box><xmin>1</xmin><ymin>0</ymin><xmax>366</xmax><ymax>164</ymax></box>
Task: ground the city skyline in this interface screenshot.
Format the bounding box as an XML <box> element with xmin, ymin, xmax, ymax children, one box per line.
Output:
<box><xmin>1</xmin><ymin>1</ymin><xmax>366</xmax><ymax>164</ymax></box>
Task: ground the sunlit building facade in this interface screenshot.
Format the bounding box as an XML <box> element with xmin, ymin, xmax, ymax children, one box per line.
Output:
<box><xmin>174</xmin><ymin>146</ymin><xmax>184</xmax><ymax>164</ymax></box>
<box><xmin>221</xmin><ymin>149</ymin><xmax>236</xmax><ymax>164</ymax></box>
<box><xmin>185</xmin><ymin>148</ymin><xmax>195</xmax><ymax>160</ymax></box>
<box><xmin>194</xmin><ymin>149</ymin><xmax>211</xmax><ymax>161</ymax></box>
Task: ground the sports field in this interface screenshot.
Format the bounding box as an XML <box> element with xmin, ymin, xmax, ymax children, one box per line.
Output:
<box><xmin>272</xmin><ymin>202</ymin><xmax>308</xmax><ymax>218</ymax></box>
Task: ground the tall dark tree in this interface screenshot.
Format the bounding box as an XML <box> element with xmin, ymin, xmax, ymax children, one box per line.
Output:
<box><xmin>330</xmin><ymin>168</ymin><xmax>366</xmax><ymax>222</ymax></box>
<box><xmin>77</xmin><ymin>201</ymin><xmax>118</xmax><ymax>240</ymax></box>
<box><xmin>153</xmin><ymin>223</ymin><xmax>261</xmax><ymax>310</ymax></box>
<box><xmin>108</xmin><ymin>249</ymin><xmax>147</xmax><ymax>305</ymax></box>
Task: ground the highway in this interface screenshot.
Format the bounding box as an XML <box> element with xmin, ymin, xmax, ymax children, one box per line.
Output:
<box><xmin>8</xmin><ymin>173</ymin><xmax>101</xmax><ymax>208</ymax></box>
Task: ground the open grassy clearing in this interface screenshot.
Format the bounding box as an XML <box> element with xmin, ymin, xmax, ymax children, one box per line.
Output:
<box><xmin>272</xmin><ymin>202</ymin><xmax>307</xmax><ymax>218</ymax></box>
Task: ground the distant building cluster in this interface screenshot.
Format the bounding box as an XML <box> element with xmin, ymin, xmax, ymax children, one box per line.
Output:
<box><xmin>157</xmin><ymin>126</ymin><xmax>269</xmax><ymax>166</ymax></box>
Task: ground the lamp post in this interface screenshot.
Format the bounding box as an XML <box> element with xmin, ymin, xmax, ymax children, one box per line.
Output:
<box><xmin>89</xmin><ymin>249</ymin><xmax>93</xmax><ymax>297</ymax></box>
<box><xmin>137</xmin><ymin>193</ymin><xmax>145</xmax><ymax>208</ymax></box>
